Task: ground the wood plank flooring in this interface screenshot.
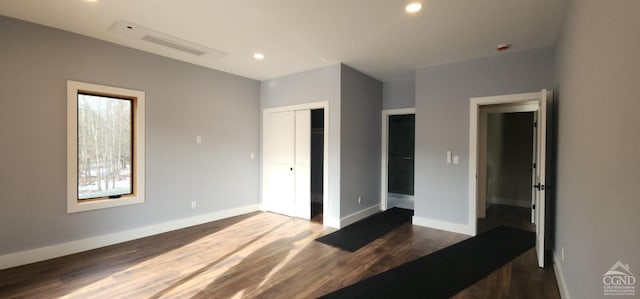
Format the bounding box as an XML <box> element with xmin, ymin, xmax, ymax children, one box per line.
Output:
<box><xmin>454</xmin><ymin>204</ymin><xmax>559</xmax><ymax>299</ymax></box>
<box><xmin>0</xmin><ymin>205</ymin><xmax>560</xmax><ymax>298</ymax></box>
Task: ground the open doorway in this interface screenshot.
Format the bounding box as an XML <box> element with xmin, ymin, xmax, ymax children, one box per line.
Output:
<box><xmin>469</xmin><ymin>90</ymin><xmax>553</xmax><ymax>268</ymax></box>
<box><xmin>381</xmin><ymin>108</ymin><xmax>415</xmax><ymax>211</ymax></box>
<box><xmin>478</xmin><ymin>111</ymin><xmax>535</xmax><ymax>233</ymax></box>
<box><xmin>311</xmin><ymin>109</ymin><xmax>324</xmax><ymax>223</ymax></box>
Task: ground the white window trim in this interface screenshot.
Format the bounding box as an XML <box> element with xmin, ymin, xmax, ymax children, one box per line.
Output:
<box><xmin>67</xmin><ymin>80</ymin><xmax>145</xmax><ymax>213</ymax></box>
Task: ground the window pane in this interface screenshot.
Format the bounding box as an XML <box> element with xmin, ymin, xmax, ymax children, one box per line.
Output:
<box><xmin>77</xmin><ymin>94</ymin><xmax>133</xmax><ymax>200</ymax></box>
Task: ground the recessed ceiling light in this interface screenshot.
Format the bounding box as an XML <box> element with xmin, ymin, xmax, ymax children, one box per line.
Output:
<box><xmin>253</xmin><ymin>53</ymin><xmax>265</xmax><ymax>60</ymax></box>
<box><xmin>84</xmin><ymin>0</ymin><xmax>98</xmax><ymax>2</ymax></box>
<box><xmin>406</xmin><ymin>3</ymin><xmax>422</xmax><ymax>13</ymax></box>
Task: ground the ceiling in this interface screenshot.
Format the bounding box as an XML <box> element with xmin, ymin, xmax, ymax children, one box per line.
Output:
<box><xmin>0</xmin><ymin>0</ymin><xmax>566</xmax><ymax>81</ymax></box>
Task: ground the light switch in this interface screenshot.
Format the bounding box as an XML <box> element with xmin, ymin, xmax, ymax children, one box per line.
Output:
<box><xmin>196</xmin><ymin>136</ymin><xmax>202</xmax><ymax>144</ymax></box>
<box><xmin>250</xmin><ymin>153</ymin><xmax>255</xmax><ymax>159</ymax></box>
<box><xmin>447</xmin><ymin>151</ymin><xmax>452</xmax><ymax>164</ymax></box>
<box><xmin>453</xmin><ymin>156</ymin><xmax>460</xmax><ymax>164</ymax></box>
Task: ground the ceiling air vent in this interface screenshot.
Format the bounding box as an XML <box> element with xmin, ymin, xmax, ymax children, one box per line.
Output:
<box><xmin>141</xmin><ymin>34</ymin><xmax>206</xmax><ymax>56</ymax></box>
<box><xmin>109</xmin><ymin>20</ymin><xmax>227</xmax><ymax>60</ymax></box>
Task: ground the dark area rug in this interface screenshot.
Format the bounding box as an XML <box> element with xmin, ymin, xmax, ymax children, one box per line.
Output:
<box><xmin>315</xmin><ymin>207</ymin><xmax>414</xmax><ymax>252</ymax></box>
<box><xmin>319</xmin><ymin>226</ymin><xmax>535</xmax><ymax>299</ymax></box>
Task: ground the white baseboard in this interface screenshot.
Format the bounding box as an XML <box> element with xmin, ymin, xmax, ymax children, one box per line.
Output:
<box><xmin>412</xmin><ymin>216</ymin><xmax>474</xmax><ymax>236</ymax></box>
<box><xmin>0</xmin><ymin>204</ymin><xmax>260</xmax><ymax>270</ymax></box>
<box><xmin>553</xmin><ymin>253</ymin><xmax>571</xmax><ymax>299</ymax></box>
<box><xmin>488</xmin><ymin>196</ymin><xmax>531</xmax><ymax>208</ymax></box>
<box><xmin>324</xmin><ymin>218</ymin><xmax>340</xmax><ymax>229</ymax></box>
<box><xmin>387</xmin><ymin>193</ymin><xmax>415</xmax><ymax>200</ymax></box>
<box><xmin>340</xmin><ymin>204</ymin><xmax>381</xmax><ymax>228</ymax></box>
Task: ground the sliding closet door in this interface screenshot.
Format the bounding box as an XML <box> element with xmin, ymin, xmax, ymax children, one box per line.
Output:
<box><xmin>263</xmin><ymin>109</ymin><xmax>312</xmax><ymax>219</ymax></box>
<box><xmin>263</xmin><ymin>111</ymin><xmax>296</xmax><ymax>217</ymax></box>
<box><xmin>294</xmin><ymin>110</ymin><xmax>311</xmax><ymax>219</ymax></box>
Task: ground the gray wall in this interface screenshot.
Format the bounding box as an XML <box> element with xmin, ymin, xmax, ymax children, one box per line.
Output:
<box><xmin>260</xmin><ymin>65</ymin><xmax>340</xmax><ymax>109</ymax></box>
<box><xmin>383</xmin><ymin>78</ymin><xmax>415</xmax><ymax>109</ymax></box>
<box><xmin>486</xmin><ymin>112</ymin><xmax>534</xmax><ymax>207</ymax></box>
<box><xmin>554</xmin><ymin>0</ymin><xmax>640</xmax><ymax>297</ymax></box>
<box><xmin>414</xmin><ymin>47</ymin><xmax>555</xmax><ymax>224</ymax></box>
<box><xmin>340</xmin><ymin>65</ymin><xmax>383</xmax><ymax>217</ymax></box>
<box><xmin>260</xmin><ymin>65</ymin><xmax>341</xmax><ymax>223</ymax></box>
<box><xmin>0</xmin><ymin>16</ymin><xmax>261</xmax><ymax>255</ymax></box>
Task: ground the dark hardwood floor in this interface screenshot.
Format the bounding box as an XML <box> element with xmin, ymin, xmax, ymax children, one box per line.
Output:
<box><xmin>477</xmin><ymin>204</ymin><xmax>535</xmax><ymax>234</ymax></box>
<box><xmin>0</xmin><ymin>205</ymin><xmax>560</xmax><ymax>298</ymax></box>
<box><xmin>453</xmin><ymin>204</ymin><xmax>559</xmax><ymax>299</ymax></box>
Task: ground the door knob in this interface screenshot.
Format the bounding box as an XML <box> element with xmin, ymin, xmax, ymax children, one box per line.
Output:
<box><xmin>533</xmin><ymin>183</ymin><xmax>545</xmax><ymax>191</ymax></box>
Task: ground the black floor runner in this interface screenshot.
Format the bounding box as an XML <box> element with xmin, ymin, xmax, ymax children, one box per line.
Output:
<box><xmin>315</xmin><ymin>207</ymin><xmax>413</xmax><ymax>252</ymax></box>
<box><xmin>320</xmin><ymin>226</ymin><xmax>535</xmax><ymax>299</ymax></box>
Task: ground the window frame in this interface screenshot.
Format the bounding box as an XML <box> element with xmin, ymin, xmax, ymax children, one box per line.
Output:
<box><xmin>67</xmin><ymin>80</ymin><xmax>145</xmax><ymax>213</ymax></box>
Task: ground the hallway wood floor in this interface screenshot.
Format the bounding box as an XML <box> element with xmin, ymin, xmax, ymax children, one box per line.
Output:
<box><xmin>0</xmin><ymin>207</ymin><xmax>560</xmax><ymax>298</ymax></box>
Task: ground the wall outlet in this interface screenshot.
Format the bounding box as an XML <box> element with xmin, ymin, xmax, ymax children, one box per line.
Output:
<box><xmin>358</xmin><ymin>196</ymin><xmax>362</xmax><ymax>204</ymax></box>
<box><xmin>191</xmin><ymin>201</ymin><xmax>197</xmax><ymax>209</ymax></box>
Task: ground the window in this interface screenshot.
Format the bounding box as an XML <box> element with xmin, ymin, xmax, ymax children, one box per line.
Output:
<box><xmin>67</xmin><ymin>81</ymin><xmax>145</xmax><ymax>213</ymax></box>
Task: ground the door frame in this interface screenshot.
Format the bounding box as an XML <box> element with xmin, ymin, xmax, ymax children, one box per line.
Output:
<box><xmin>262</xmin><ymin>101</ymin><xmax>329</xmax><ymax>225</ymax></box>
<box><xmin>468</xmin><ymin>91</ymin><xmax>544</xmax><ymax>235</ymax></box>
<box><xmin>380</xmin><ymin>108</ymin><xmax>415</xmax><ymax>210</ymax></box>
<box><xmin>476</xmin><ymin>102</ymin><xmax>538</xmax><ymax>219</ymax></box>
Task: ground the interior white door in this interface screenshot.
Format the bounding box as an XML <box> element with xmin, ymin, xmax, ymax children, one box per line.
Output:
<box><xmin>534</xmin><ymin>90</ymin><xmax>549</xmax><ymax>268</ymax></box>
<box><xmin>263</xmin><ymin>111</ymin><xmax>296</xmax><ymax>217</ymax></box>
<box><xmin>294</xmin><ymin>110</ymin><xmax>311</xmax><ymax>219</ymax></box>
<box><xmin>531</xmin><ymin>111</ymin><xmax>538</xmax><ymax>224</ymax></box>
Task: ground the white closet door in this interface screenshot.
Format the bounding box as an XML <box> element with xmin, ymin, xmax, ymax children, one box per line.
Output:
<box><xmin>294</xmin><ymin>110</ymin><xmax>311</xmax><ymax>219</ymax></box>
<box><xmin>263</xmin><ymin>111</ymin><xmax>295</xmax><ymax>217</ymax></box>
